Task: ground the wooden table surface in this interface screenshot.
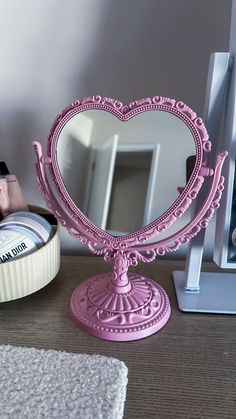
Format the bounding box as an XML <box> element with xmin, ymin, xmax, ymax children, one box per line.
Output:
<box><xmin>1</xmin><ymin>256</ymin><xmax>236</xmax><ymax>419</ymax></box>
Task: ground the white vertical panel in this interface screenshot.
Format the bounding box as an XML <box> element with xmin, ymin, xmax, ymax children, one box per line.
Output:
<box><xmin>143</xmin><ymin>144</ymin><xmax>160</xmax><ymax>226</ymax></box>
<box><xmin>87</xmin><ymin>134</ymin><xmax>118</xmax><ymax>230</ymax></box>
<box><xmin>184</xmin><ymin>52</ymin><xmax>231</xmax><ymax>288</ymax></box>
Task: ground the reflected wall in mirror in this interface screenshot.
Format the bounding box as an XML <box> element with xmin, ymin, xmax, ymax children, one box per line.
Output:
<box><xmin>57</xmin><ymin>110</ymin><xmax>195</xmax><ymax>235</ymax></box>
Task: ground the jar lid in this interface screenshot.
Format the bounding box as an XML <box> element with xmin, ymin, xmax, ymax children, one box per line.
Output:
<box><xmin>0</xmin><ymin>212</ymin><xmax>53</xmax><ymax>244</ymax></box>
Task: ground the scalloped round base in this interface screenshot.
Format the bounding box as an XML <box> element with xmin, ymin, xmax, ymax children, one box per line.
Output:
<box><xmin>70</xmin><ymin>272</ymin><xmax>171</xmax><ymax>341</ymax></box>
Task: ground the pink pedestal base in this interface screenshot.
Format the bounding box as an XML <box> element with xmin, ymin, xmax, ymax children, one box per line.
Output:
<box><xmin>70</xmin><ymin>272</ymin><xmax>171</xmax><ymax>341</ymax></box>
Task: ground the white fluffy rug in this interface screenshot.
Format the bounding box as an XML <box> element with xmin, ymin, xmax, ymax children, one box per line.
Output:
<box><xmin>0</xmin><ymin>345</ymin><xmax>128</xmax><ymax>419</ymax></box>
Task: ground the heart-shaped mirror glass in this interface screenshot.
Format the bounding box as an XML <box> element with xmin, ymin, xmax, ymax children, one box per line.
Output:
<box><xmin>56</xmin><ymin>106</ymin><xmax>195</xmax><ymax>236</ymax></box>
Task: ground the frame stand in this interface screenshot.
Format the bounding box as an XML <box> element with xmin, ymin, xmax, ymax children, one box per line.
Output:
<box><xmin>70</xmin><ymin>251</ymin><xmax>171</xmax><ymax>341</ymax></box>
<box><xmin>173</xmin><ymin>51</ymin><xmax>236</xmax><ymax>313</ymax></box>
<box><xmin>70</xmin><ymin>273</ymin><xmax>171</xmax><ymax>341</ymax></box>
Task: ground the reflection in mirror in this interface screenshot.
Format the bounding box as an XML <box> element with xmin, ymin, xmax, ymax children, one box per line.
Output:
<box><xmin>57</xmin><ymin>109</ymin><xmax>195</xmax><ymax>235</ymax></box>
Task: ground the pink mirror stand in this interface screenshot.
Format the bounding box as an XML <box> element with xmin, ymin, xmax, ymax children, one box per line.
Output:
<box><xmin>33</xmin><ymin>96</ymin><xmax>227</xmax><ymax>341</ymax></box>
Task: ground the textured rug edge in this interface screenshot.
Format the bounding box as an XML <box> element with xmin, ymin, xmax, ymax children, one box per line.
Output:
<box><xmin>0</xmin><ymin>344</ymin><xmax>128</xmax><ymax>419</ymax></box>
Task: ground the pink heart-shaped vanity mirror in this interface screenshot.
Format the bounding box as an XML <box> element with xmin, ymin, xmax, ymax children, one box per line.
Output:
<box><xmin>33</xmin><ymin>96</ymin><xmax>227</xmax><ymax>341</ymax></box>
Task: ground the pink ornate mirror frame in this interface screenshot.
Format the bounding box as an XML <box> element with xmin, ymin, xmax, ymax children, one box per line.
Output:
<box><xmin>33</xmin><ymin>96</ymin><xmax>227</xmax><ymax>341</ymax></box>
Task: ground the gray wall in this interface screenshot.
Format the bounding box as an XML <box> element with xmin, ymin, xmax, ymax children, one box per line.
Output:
<box><xmin>0</xmin><ymin>0</ymin><xmax>232</xmax><ymax>255</ymax></box>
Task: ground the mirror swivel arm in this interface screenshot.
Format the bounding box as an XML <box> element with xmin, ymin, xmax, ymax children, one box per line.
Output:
<box><xmin>199</xmin><ymin>166</ymin><xmax>214</xmax><ymax>177</ymax></box>
<box><xmin>177</xmin><ymin>166</ymin><xmax>214</xmax><ymax>194</ymax></box>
